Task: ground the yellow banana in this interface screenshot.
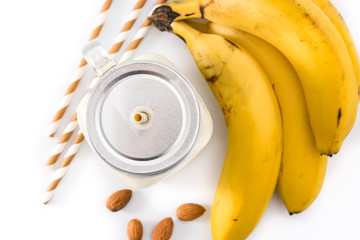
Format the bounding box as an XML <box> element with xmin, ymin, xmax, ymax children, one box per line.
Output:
<box><xmin>200</xmin><ymin>21</ymin><xmax>328</xmax><ymax>214</ymax></box>
<box><xmin>170</xmin><ymin>21</ymin><xmax>282</xmax><ymax>240</ymax></box>
<box><xmin>311</xmin><ymin>0</ymin><xmax>360</xmax><ymax>90</ymax></box>
<box><xmin>149</xmin><ymin>0</ymin><xmax>358</xmax><ymax>155</ymax></box>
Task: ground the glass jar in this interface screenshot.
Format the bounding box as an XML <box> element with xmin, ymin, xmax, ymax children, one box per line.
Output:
<box><xmin>78</xmin><ymin>41</ymin><xmax>213</xmax><ymax>188</ymax></box>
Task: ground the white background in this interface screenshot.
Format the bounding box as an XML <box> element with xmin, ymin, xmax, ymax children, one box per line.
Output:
<box><xmin>0</xmin><ymin>0</ymin><xmax>360</xmax><ymax>239</ymax></box>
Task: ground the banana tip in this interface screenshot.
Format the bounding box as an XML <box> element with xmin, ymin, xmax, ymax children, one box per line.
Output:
<box><xmin>289</xmin><ymin>211</ymin><xmax>301</xmax><ymax>216</ymax></box>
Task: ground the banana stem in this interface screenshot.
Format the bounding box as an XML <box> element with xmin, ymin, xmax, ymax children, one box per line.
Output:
<box><xmin>149</xmin><ymin>0</ymin><xmax>201</xmax><ymax>31</ymax></box>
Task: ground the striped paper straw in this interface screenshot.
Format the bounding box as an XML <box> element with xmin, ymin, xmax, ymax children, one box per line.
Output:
<box><xmin>119</xmin><ymin>0</ymin><xmax>167</xmax><ymax>63</ymax></box>
<box><xmin>44</xmin><ymin>0</ymin><xmax>147</xmax><ymax>170</ymax></box>
<box><xmin>109</xmin><ymin>0</ymin><xmax>147</xmax><ymax>60</ymax></box>
<box><xmin>44</xmin><ymin>114</ymin><xmax>78</xmax><ymax>170</ymax></box>
<box><xmin>43</xmin><ymin>130</ymin><xmax>84</xmax><ymax>205</ymax></box>
<box><xmin>46</xmin><ymin>0</ymin><xmax>113</xmax><ymax>137</ymax></box>
<box><xmin>43</xmin><ymin>0</ymin><xmax>164</xmax><ymax>204</ymax></box>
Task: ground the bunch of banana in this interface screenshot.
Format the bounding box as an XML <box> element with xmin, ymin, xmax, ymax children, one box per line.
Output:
<box><xmin>148</xmin><ymin>0</ymin><xmax>359</xmax><ymax>239</ymax></box>
<box><xmin>150</xmin><ymin>0</ymin><xmax>359</xmax><ymax>156</ymax></box>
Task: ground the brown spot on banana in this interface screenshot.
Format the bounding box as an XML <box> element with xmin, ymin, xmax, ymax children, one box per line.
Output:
<box><xmin>302</xmin><ymin>12</ymin><xmax>317</xmax><ymax>26</ymax></box>
<box><xmin>337</xmin><ymin>108</ymin><xmax>342</xmax><ymax>127</ymax></box>
<box><xmin>203</xmin><ymin>65</ymin><xmax>215</xmax><ymax>70</ymax></box>
<box><xmin>221</xmin><ymin>105</ymin><xmax>233</xmax><ymax>115</ymax></box>
<box><xmin>206</xmin><ymin>75</ymin><xmax>219</xmax><ymax>83</ymax></box>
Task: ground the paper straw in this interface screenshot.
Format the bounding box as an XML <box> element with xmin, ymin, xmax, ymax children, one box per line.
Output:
<box><xmin>43</xmin><ymin>0</ymin><xmax>164</xmax><ymax>204</ymax></box>
<box><xmin>119</xmin><ymin>0</ymin><xmax>167</xmax><ymax>64</ymax></box>
<box><xmin>46</xmin><ymin>0</ymin><xmax>113</xmax><ymax>137</ymax></box>
<box><xmin>109</xmin><ymin>0</ymin><xmax>147</xmax><ymax>60</ymax></box>
<box><xmin>45</xmin><ymin>114</ymin><xmax>78</xmax><ymax>170</ymax></box>
<box><xmin>43</xmin><ymin>130</ymin><xmax>84</xmax><ymax>204</ymax></box>
<box><xmin>44</xmin><ymin>0</ymin><xmax>147</xmax><ymax>170</ymax></box>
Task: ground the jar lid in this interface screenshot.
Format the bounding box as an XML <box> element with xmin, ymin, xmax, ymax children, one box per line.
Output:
<box><xmin>86</xmin><ymin>60</ymin><xmax>200</xmax><ymax>176</ymax></box>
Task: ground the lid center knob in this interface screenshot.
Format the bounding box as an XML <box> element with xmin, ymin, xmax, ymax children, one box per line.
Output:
<box><xmin>130</xmin><ymin>106</ymin><xmax>153</xmax><ymax>130</ymax></box>
<box><xmin>134</xmin><ymin>112</ymin><xmax>149</xmax><ymax>124</ymax></box>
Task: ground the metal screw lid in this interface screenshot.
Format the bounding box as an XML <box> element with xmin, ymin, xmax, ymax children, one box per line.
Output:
<box><xmin>86</xmin><ymin>59</ymin><xmax>200</xmax><ymax>176</ymax></box>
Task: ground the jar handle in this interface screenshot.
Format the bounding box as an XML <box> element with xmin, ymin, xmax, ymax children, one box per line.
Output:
<box><xmin>82</xmin><ymin>41</ymin><xmax>116</xmax><ymax>76</ymax></box>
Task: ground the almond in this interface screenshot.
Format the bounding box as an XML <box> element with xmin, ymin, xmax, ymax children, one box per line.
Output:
<box><xmin>152</xmin><ymin>217</ymin><xmax>173</xmax><ymax>240</ymax></box>
<box><xmin>106</xmin><ymin>189</ymin><xmax>132</xmax><ymax>212</ymax></box>
<box><xmin>127</xmin><ymin>219</ymin><xmax>143</xmax><ymax>240</ymax></box>
<box><xmin>176</xmin><ymin>203</ymin><xmax>206</xmax><ymax>221</ymax></box>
